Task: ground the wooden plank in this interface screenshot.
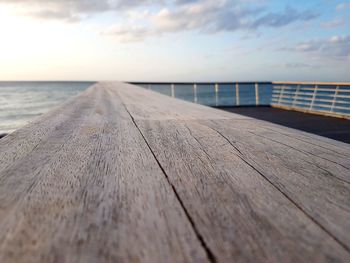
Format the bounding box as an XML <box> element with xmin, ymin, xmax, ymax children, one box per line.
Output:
<box><xmin>0</xmin><ymin>83</ymin><xmax>209</xmax><ymax>263</ymax></box>
<box><xmin>254</xmin><ymin>119</ymin><xmax>350</xmax><ymax>154</ymax></box>
<box><xmin>133</xmin><ymin>119</ymin><xmax>350</xmax><ymax>262</ymax></box>
<box><xmin>114</xmin><ymin>83</ymin><xmax>350</xmax><ymax>261</ymax></box>
<box><xmin>202</xmin><ymin>119</ymin><xmax>350</xmax><ymax>246</ymax></box>
<box><xmin>215</xmin><ymin>119</ymin><xmax>350</xmax><ymax>171</ymax></box>
<box><xmin>0</xmin><ymin>87</ymin><xmax>98</xmax><ymax>173</ymax></box>
<box><xmin>1</xmin><ymin>82</ymin><xmax>349</xmax><ymax>262</ymax></box>
<box><xmin>115</xmin><ymin>82</ymin><xmax>250</xmax><ymax>120</ymax></box>
<box><xmin>250</xmin><ymin>122</ymin><xmax>350</xmax><ymax>170</ymax></box>
<box><xmin>117</xmin><ymin>83</ymin><xmax>350</xmax><ymax>170</ymax></box>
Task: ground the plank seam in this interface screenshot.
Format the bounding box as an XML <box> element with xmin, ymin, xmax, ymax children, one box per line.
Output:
<box><xmin>120</xmin><ymin>100</ymin><xmax>217</xmax><ymax>263</ymax></box>
<box><xmin>260</xmin><ymin>124</ymin><xmax>350</xmax><ymax>157</ymax></box>
<box><xmin>206</xmin><ymin>124</ymin><xmax>350</xmax><ymax>253</ymax></box>
<box><xmin>246</xmin><ymin>131</ymin><xmax>350</xmax><ymax>184</ymax></box>
<box><xmin>249</xmin><ymin>130</ymin><xmax>350</xmax><ymax>172</ymax></box>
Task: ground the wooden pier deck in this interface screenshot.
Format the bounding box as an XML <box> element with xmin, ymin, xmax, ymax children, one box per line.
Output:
<box><xmin>0</xmin><ymin>82</ymin><xmax>349</xmax><ymax>262</ymax></box>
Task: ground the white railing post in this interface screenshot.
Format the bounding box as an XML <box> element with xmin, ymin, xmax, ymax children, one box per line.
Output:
<box><xmin>255</xmin><ymin>83</ymin><xmax>259</xmax><ymax>106</ymax></box>
<box><xmin>310</xmin><ymin>84</ymin><xmax>318</xmax><ymax>110</ymax></box>
<box><xmin>331</xmin><ymin>85</ymin><xmax>339</xmax><ymax>112</ymax></box>
<box><xmin>292</xmin><ymin>84</ymin><xmax>300</xmax><ymax>107</ymax></box>
<box><xmin>215</xmin><ymin>83</ymin><xmax>219</xmax><ymax>106</ymax></box>
<box><xmin>236</xmin><ymin>83</ymin><xmax>240</xmax><ymax>106</ymax></box>
<box><xmin>277</xmin><ymin>85</ymin><xmax>285</xmax><ymax>105</ymax></box>
<box><xmin>171</xmin><ymin>83</ymin><xmax>175</xmax><ymax>98</ymax></box>
<box><xmin>193</xmin><ymin>83</ymin><xmax>198</xmax><ymax>103</ymax></box>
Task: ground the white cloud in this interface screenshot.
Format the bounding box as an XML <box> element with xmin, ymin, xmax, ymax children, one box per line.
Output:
<box><xmin>152</xmin><ymin>1</ymin><xmax>225</xmax><ymax>32</ymax></box>
<box><xmin>105</xmin><ymin>1</ymin><xmax>318</xmax><ymax>41</ymax></box>
<box><xmin>336</xmin><ymin>3</ymin><xmax>350</xmax><ymax>11</ymax></box>
<box><xmin>284</xmin><ymin>63</ymin><xmax>318</xmax><ymax>69</ymax></box>
<box><xmin>101</xmin><ymin>25</ymin><xmax>156</xmax><ymax>42</ymax></box>
<box><xmin>0</xmin><ymin>0</ymin><xmax>319</xmax><ymax>41</ymax></box>
<box><xmin>321</xmin><ymin>18</ymin><xmax>345</xmax><ymax>28</ymax></box>
<box><xmin>291</xmin><ymin>35</ymin><xmax>350</xmax><ymax>59</ymax></box>
<box><xmin>0</xmin><ymin>0</ymin><xmax>160</xmax><ymax>21</ymax></box>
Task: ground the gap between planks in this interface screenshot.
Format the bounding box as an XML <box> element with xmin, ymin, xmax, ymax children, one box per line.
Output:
<box><xmin>117</xmin><ymin>89</ymin><xmax>217</xmax><ymax>263</ymax></box>
<box><xmin>205</xmin><ymin>123</ymin><xmax>350</xmax><ymax>253</ymax></box>
<box><xmin>115</xmin><ymin>82</ymin><xmax>350</xmax><ymax>257</ymax></box>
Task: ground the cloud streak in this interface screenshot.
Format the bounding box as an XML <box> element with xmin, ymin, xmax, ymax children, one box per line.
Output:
<box><xmin>336</xmin><ymin>3</ymin><xmax>350</xmax><ymax>11</ymax></box>
<box><xmin>0</xmin><ymin>0</ymin><xmax>320</xmax><ymax>42</ymax></box>
<box><xmin>321</xmin><ymin>18</ymin><xmax>345</xmax><ymax>29</ymax></box>
<box><xmin>104</xmin><ymin>1</ymin><xmax>318</xmax><ymax>41</ymax></box>
<box><xmin>284</xmin><ymin>35</ymin><xmax>350</xmax><ymax>59</ymax></box>
<box><xmin>0</xmin><ymin>0</ymin><xmax>160</xmax><ymax>21</ymax></box>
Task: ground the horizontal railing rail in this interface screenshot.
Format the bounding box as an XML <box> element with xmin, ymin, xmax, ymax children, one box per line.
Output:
<box><xmin>130</xmin><ymin>81</ymin><xmax>273</xmax><ymax>85</ymax></box>
<box><xmin>129</xmin><ymin>82</ymin><xmax>350</xmax><ymax>119</ymax></box>
<box><xmin>271</xmin><ymin>83</ymin><xmax>350</xmax><ymax>119</ymax></box>
<box><xmin>272</xmin><ymin>81</ymin><xmax>350</xmax><ymax>86</ymax></box>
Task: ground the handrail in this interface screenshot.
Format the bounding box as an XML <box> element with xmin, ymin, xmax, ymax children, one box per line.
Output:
<box><xmin>271</xmin><ymin>84</ymin><xmax>350</xmax><ymax>119</ymax></box>
<box><xmin>272</xmin><ymin>81</ymin><xmax>350</xmax><ymax>86</ymax></box>
<box><xmin>130</xmin><ymin>82</ymin><xmax>350</xmax><ymax>119</ymax></box>
<box><xmin>130</xmin><ymin>81</ymin><xmax>350</xmax><ymax>86</ymax></box>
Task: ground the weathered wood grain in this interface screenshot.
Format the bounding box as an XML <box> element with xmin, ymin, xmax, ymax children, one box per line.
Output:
<box><xmin>0</xmin><ymin>82</ymin><xmax>349</xmax><ymax>262</ymax></box>
<box><xmin>0</xmin><ymin>83</ymin><xmax>208</xmax><ymax>263</ymax></box>
<box><xmin>0</xmin><ymin>87</ymin><xmax>98</xmax><ymax>173</ymax></box>
<box><xmin>115</xmin><ymin>82</ymin><xmax>350</xmax><ymax>261</ymax></box>
<box><xmin>133</xmin><ymin>119</ymin><xmax>350</xmax><ymax>262</ymax></box>
<box><xmin>254</xmin><ymin>119</ymin><xmax>350</xmax><ymax>155</ymax></box>
<box><xmin>115</xmin><ymin>82</ymin><xmax>250</xmax><ymax>120</ymax></box>
<box><xmin>205</xmin><ymin>119</ymin><xmax>350</xmax><ymax>181</ymax></box>
<box><xmin>203</xmin><ymin>119</ymin><xmax>350</xmax><ymax>246</ymax></box>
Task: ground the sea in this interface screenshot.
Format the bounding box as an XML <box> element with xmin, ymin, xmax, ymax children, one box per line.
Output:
<box><xmin>0</xmin><ymin>82</ymin><xmax>94</xmax><ymax>134</ymax></box>
<box><xmin>0</xmin><ymin>82</ymin><xmax>273</xmax><ymax>135</ymax></box>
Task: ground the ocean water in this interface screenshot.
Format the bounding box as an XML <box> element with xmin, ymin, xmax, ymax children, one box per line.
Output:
<box><xmin>0</xmin><ymin>82</ymin><xmax>94</xmax><ymax>134</ymax></box>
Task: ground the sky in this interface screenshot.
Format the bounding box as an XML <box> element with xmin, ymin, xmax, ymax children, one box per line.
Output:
<box><xmin>0</xmin><ymin>0</ymin><xmax>349</xmax><ymax>82</ymax></box>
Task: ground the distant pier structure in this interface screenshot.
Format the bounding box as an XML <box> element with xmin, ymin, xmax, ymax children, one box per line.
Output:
<box><xmin>131</xmin><ymin>81</ymin><xmax>350</xmax><ymax>119</ymax></box>
<box><xmin>0</xmin><ymin>82</ymin><xmax>349</xmax><ymax>262</ymax></box>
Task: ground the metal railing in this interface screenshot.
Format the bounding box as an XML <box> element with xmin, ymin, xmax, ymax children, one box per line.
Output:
<box><xmin>130</xmin><ymin>81</ymin><xmax>350</xmax><ymax>119</ymax></box>
<box><xmin>130</xmin><ymin>82</ymin><xmax>273</xmax><ymax>107</ymax></box>
<box><xmin>271</xmin><ymin>82</ymin><xmax>350</xmax><ymax>119</ymax></box>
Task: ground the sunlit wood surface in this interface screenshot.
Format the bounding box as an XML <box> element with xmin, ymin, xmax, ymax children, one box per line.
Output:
<box><xmin>0</xmin><ymin>82</ymin><xmax>349</xmax><ymax>262</ymax></box>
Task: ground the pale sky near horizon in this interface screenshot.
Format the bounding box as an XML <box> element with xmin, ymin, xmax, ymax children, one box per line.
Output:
<box><xmin>0</xmin><ymin>0</ymin><xmax>349</xmax><ymax>82</ymax></box>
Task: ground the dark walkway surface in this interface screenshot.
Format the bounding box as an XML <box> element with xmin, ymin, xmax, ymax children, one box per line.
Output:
<box><xmin>217</xmin><ymin>106</ymin><xmax>350</xmax><ymax>144</ymax></box>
